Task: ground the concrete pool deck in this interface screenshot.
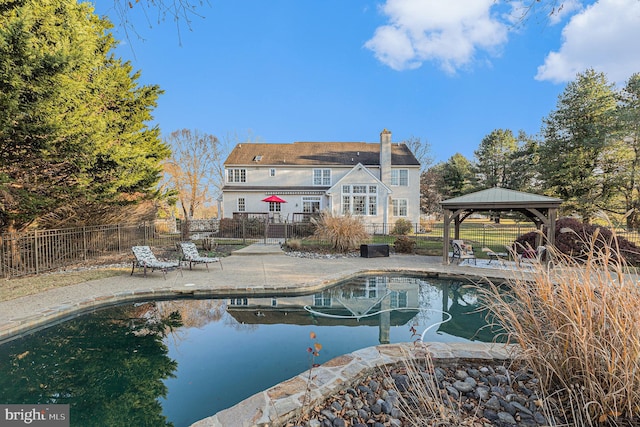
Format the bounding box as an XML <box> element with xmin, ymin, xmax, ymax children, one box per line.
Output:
<box><xmin>0</xmin><ymin>244</ymin><xmax>523</xmax><ymax>426</ymax></box>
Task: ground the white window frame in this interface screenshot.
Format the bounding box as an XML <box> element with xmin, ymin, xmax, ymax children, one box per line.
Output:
<box><xmin>302</xmin><ymin>196</ymin><xmax>321</xmax><ymax>214</ymax></box>
<box><xmin>227</xmin><ymin>168</ymin><xmax>246</xmax><ymax>183</ymax></box>
<box><xmin>342</xmin><ymin>185</ymin><xmax>377</xmax><ymax>216</ymax></box>
<box><xmin>313</xmin><ymin>291</ymin><xmax>331</xmax><ymax>307</ymax></box>
<box><xmin>269</xmin><ymin>168</ymin><xmax>276</xmax><ymax>177</ymax></box>
<box><xmin>392</xmin><ymin>199</ymin><xmax>408</xmax><ymax>217</ymax></box>
<box><xmin>237</xmin><ymin>197</ymin><xmax>246</xmax><ymax>212</ymax></box>
<box><xmin>391</xmin><ymin>169</ymin><xmax>408</xmax><ymax>186</ymax></box>
<box><xmin>313</xmin><ymin>169</ymin><xmax>331</xmax><ymax>186</ymax></box>
<box><xmin>268</xmin><ymin>202</ymin><xmax>282</xmax><ymax>212</ymax></box>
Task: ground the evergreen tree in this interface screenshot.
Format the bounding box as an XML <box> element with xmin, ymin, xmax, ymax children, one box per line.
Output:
<box><xmin>612</xmin><ymin>73</ymin><xmax>640</xmax><ymax>228</ymax></box>
<box><xmin>0</xmin><ymin>0</ymin><xmax>169</xmax><ymax>233</ymax></box>
<box><xmin>441</xmin><ymin>153</ymin><xmax>476</xmax><ymax>198</ymax></box>
<box><xmin>538</xmin><ymin>69</ymin><xmax>617</xmax><ymax>222</ymax></box>
<box><xmin>506</xmin><ymin>131</ymin><xmax>540</xmax><ymax>192</ymax></box>
<box><xmin>474</xmin><ymin>129</ymin><xmax>518</xmax><ymax>189</ymax></box>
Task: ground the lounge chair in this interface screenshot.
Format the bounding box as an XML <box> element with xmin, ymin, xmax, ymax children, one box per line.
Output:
<box><xmin>450</xmin><ymin>240</ymin><xmax>476</xmax><ymax>265</ymax></box>
<box><xmin>482</xmin><ymin>247</ymin><xmax>509</xmax><ymax>265</ymax></box>
<box><xmin>131</xmin><ymin>246</ymin><xmax>182</xmax><ymax>279</ymax></box>
<box><xmin>179</xmin><ymin>242</ymin><xmax>222</xmax><ymax>271</ymax></box>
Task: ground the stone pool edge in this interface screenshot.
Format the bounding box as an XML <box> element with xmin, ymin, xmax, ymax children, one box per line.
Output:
<box><xmin>0</xmin><ymin>265</ymin><xmax>518</xmax><ymax>344</ymax></box>
<box><xmin>191</xmin><ymin>341</ymin><xmax>518</xmax><ymax>427</ymax></box>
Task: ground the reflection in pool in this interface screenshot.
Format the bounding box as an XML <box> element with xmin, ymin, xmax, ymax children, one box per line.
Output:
<box><xmin>0</xmin><ymin>274</ymin><xmax>500</xmax><ymax>427</ymax></box>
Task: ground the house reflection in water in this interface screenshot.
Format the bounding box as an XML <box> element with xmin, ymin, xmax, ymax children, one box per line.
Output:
<box><xmin>228</xmin><ymin>276</ymin><xmax>426</xmax><ymax>344</ymax></box>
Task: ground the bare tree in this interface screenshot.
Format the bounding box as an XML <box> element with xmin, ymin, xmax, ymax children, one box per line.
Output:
<box><xmin>401</xmin><ymin>136</ymin><xmax>434</xmax><ymax>172</ymax></box>
<box><xmin>163</xmin><ymin>129</ymin><xmax>222</xmax><ymax>225</ymax></box>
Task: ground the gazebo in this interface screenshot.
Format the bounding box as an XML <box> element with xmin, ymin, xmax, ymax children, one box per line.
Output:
<box><xmin>440</xmin><ymin>188</ymin><xmax>563</xmax><ymax>264</ymax></box>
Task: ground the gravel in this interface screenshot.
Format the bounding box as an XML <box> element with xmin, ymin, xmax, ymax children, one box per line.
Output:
<box><xmin>293</xmin><ymin>362</ymin><xmax>558</xmax><ymax>427</ymax></box>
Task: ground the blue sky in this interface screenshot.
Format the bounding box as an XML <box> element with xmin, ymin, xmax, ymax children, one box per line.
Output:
<box><xmin>92</xmin><ymin>0</ymin><xmax>640</xmax><ymax>164</ymax></box>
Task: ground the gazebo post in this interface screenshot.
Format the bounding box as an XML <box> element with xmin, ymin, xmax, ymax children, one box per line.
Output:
<box><xmin>443</xmin><ymin>209</ymin><xmax>451</xmax><ymax>264</ymax></box>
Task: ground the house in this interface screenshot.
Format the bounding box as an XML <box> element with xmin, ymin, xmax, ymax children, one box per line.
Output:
<box><xmin>221</xmin><ymin>129</ymin><xmax>421</xmax><ymax>227</ymax></box>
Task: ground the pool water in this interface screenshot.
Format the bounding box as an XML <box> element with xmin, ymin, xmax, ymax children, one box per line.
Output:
<box><xmin>0</xmin><ymin>274</ymin><xmax>499</xmax><ymax>427</ymax></box>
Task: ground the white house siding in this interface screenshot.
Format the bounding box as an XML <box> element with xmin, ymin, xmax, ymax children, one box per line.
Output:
<box><xmin>221</xmin><ymin>131</ymin><xmax>421</xmax><ymax>230</ymax></box>
<box><xmin>388</xmin><ymin>167</ymin><xmax>421</xmax><ymax>225</ymax></box>
<box><xmin>222</xmin><ymin>164</ymin><xmax>420</xmax><ymax>226</ymax></box>
<box><xmin>221</xmin><ymin>165</ymin><xmax>349</xmax><ymax>220</ymax></box>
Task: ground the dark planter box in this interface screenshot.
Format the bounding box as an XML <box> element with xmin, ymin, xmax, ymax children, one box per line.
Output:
<box><xmin>360</xmin><ymin>244</ymin><xmax>389</xmax><ymax>258</ymax></box>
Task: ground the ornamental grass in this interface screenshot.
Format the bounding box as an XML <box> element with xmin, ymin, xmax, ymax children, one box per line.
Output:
<box><xmin>480</xmin><ymin>230</ymin><xmax>640</xmax><ymax>426</ymax></box>
<box><xmin>311</xmin><ymin>211</ymin><xmax>370</xmax><ymax>253</ymax></box>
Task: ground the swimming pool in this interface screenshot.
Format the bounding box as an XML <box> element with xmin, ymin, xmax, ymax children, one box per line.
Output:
<box><xmin>0</xmin><ymin>274</ymin><xmax>499</xmax><ymax>427</ymax></box>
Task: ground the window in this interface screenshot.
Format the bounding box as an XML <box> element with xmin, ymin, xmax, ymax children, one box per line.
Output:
<box><xmin>227</xmin><ymin>168</ymin><xmax>246</xmax><ymax>183</ymax></box>
<box><xmin>353</xmin><ymin>196</ymin><xmax>366</xmax><ymax>215</ymax></box>
<box><xmin>313</xmin><ymin>169</ymin><xmax>331</xmax><ymax>186</ymax></box>
<box><xmin>353</xmin><ymin>185</ymin><xmax>366</xmax><ymax>193</ymax></box>
<box><xmin>391</xmin><ymin>169</ymin><xmax>408</xmax><ymax>186</ymax></box>
<box><xmin>269</xmin><ymin>202</ymin><xmax>281</xmax><ymax>212</ymax></box>
<box><xmin>237</xmin><ymin>197</ymin><xmax>245</xmax><ymax>212</ymax></box>
<box><xmin>392</xmin><ymin>199</ymin><xmax>408</xmax><ymax>216</ymax></box>
<box><xmin>313</xmin><ymin>292</ymin><xmax>331</xmax><ymax>307</ymax></box>
<box><xmin>342</xmin><ymin>185</ymin><xmax>377</xmax><ymax>215</ymax></box>
<box><xmin>342</xmin><ymin>195</ymin><xmax>351</xmax><ymax>215</ymax></box>
<box><xmin>368</xmin><ymin>196</ymin><xmax>377</xmax><ymax>216</ymax></box>
<box><xmin>365</xmin><ymin>278</ymin><xmax>378</xmax><ymax>298</ymax></box>
<box><xmin>390</xmin><ymin>291</ymin><xmax>408</xmax><ymax>308</ymax></box>
<box><xmin>302</xmin><ymin>197</ymin><xmax>321</xmax><ymax>213</ymax></box>
<box><xmin>229</xmin><ymin>298</ymin><xmax>248</xmax><ymax>306</ymax></box>
<box><xmin>269</xmin><ymin>168</ymin><xmax>276</xmax><ymax>177</ymax></box>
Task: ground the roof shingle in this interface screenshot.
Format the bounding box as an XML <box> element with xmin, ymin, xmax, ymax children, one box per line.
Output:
<box><xmin>224</xmin><ymin>142</ymin><xmax>420</xmax><ymax>166</ymax></box>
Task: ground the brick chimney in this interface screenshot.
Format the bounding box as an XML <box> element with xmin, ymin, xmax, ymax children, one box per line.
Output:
<box><xmin>380</xmin><ymin>128</ymin><xmax>392</xmax><ymax>185</ymax></box>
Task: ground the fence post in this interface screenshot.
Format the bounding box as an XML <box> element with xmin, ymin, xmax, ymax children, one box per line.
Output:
<box><xmin>34</xmin><ymin>230</ymin><xmax>39</xmax><ymax>275</ymax></box>
<box><xmin>242</xmin><ymin>216</ymin><xmax>246</xmax><ymax>245</ymax></box>
<box><xmin>82</xmin><ymin>226</ymin><xmax>87</xmax><ymax>261</ymax></box>
<box><xmin>264</xmin><ymin>218</ymin><xmax>268</xmax><ymax>244</ymax></box>
<box><xmin>482</xmin><ymin>225</ymin><xmax>486</xmax><ymax>248</ymax></box>
<box><xmin>117</xmin><ymin>223</ymin><xmax>121</xmax><ymax>252</ymax></box>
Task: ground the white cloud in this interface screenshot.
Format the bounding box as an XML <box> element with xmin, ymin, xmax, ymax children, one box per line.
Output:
<box><xmin>547</xmin><ymin>0</ymin><xmax>582</xmax><ymax>25</ymax></box>
<box><xmin>536</xmin><ymin>0</ymin><xmax>640</xmax><ymax>84</ymax></box>
<box><xmin>364</xmin><ymin>0</ymin><xmax>509</xmax><ymax>73</ymax></box>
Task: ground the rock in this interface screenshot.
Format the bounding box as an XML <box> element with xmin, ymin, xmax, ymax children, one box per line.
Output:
<box><xmin>305</xmin><ymin>362</ymin><xmax>557</xmax><ymax>427</ymax></box>
<box><xmin>453</xmin><ymin>380</ymin><xmax>474</xmax><ymax>393</ymax></box>
<box><xmin>498</xmin><ymin>411</ymin><xmax>517</xmax><ymax>424</ymax></box>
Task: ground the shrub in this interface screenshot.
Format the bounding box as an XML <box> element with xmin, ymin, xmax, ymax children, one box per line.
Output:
<box><xmin>479</xmin><ymin>243</ymin><xmax>640</xmax><ymax>426</ymax></box>
<box><xmin>392</xmin><ymin>218</ymin><xmax>413</xmax><ymax>235</ymax></box>
<box><xmin>419</xmin><ymin>217</ymin><xmax>434</xmax><ymax>233</ymax></box>
<box><xmin>513</xmin><ymin>217</ymin><xmax>640</xmax><ymax>265</ymax></box>
<box><xmin>394</xmin><ymin>236</ymin><xmax>416</xmax><ymax>254</ymax></box>
<box><xmin>311</xmin><ymin>211</ymin><xmax>369</xmax><ymax>253</ymax></box>
<box><xmin>283</xmin><ymin>239</ymin><xmax>302</xmax><ymax>251</ymax></box>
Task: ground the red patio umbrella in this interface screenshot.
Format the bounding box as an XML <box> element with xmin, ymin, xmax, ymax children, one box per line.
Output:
<box><xmin>262</xmin><ymin>195</ymin><xmax>287</xmax><ymax>203</ymax></box>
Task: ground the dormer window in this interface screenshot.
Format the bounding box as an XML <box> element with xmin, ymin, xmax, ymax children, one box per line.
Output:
<box><xmin>253</xmin><ymin>155</ymin><xmax>263</xmax><ymax>162</ymax></box>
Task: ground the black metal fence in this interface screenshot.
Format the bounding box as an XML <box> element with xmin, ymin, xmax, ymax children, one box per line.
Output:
<box><xmin>3</xmin><ymin>219</ymin><xmax>640</xmax><ymax>278</ymax></box>
<box><xmin>0</xmin><ymin>222</ymin><xmax>181</xmax><ymax>278</ymax></box>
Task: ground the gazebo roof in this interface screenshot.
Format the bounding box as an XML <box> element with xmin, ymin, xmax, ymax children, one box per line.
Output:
<box><xmin>440</xmin><ymin>188</ymin><xmax>562</xmax><ymax>210</ymax></box>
